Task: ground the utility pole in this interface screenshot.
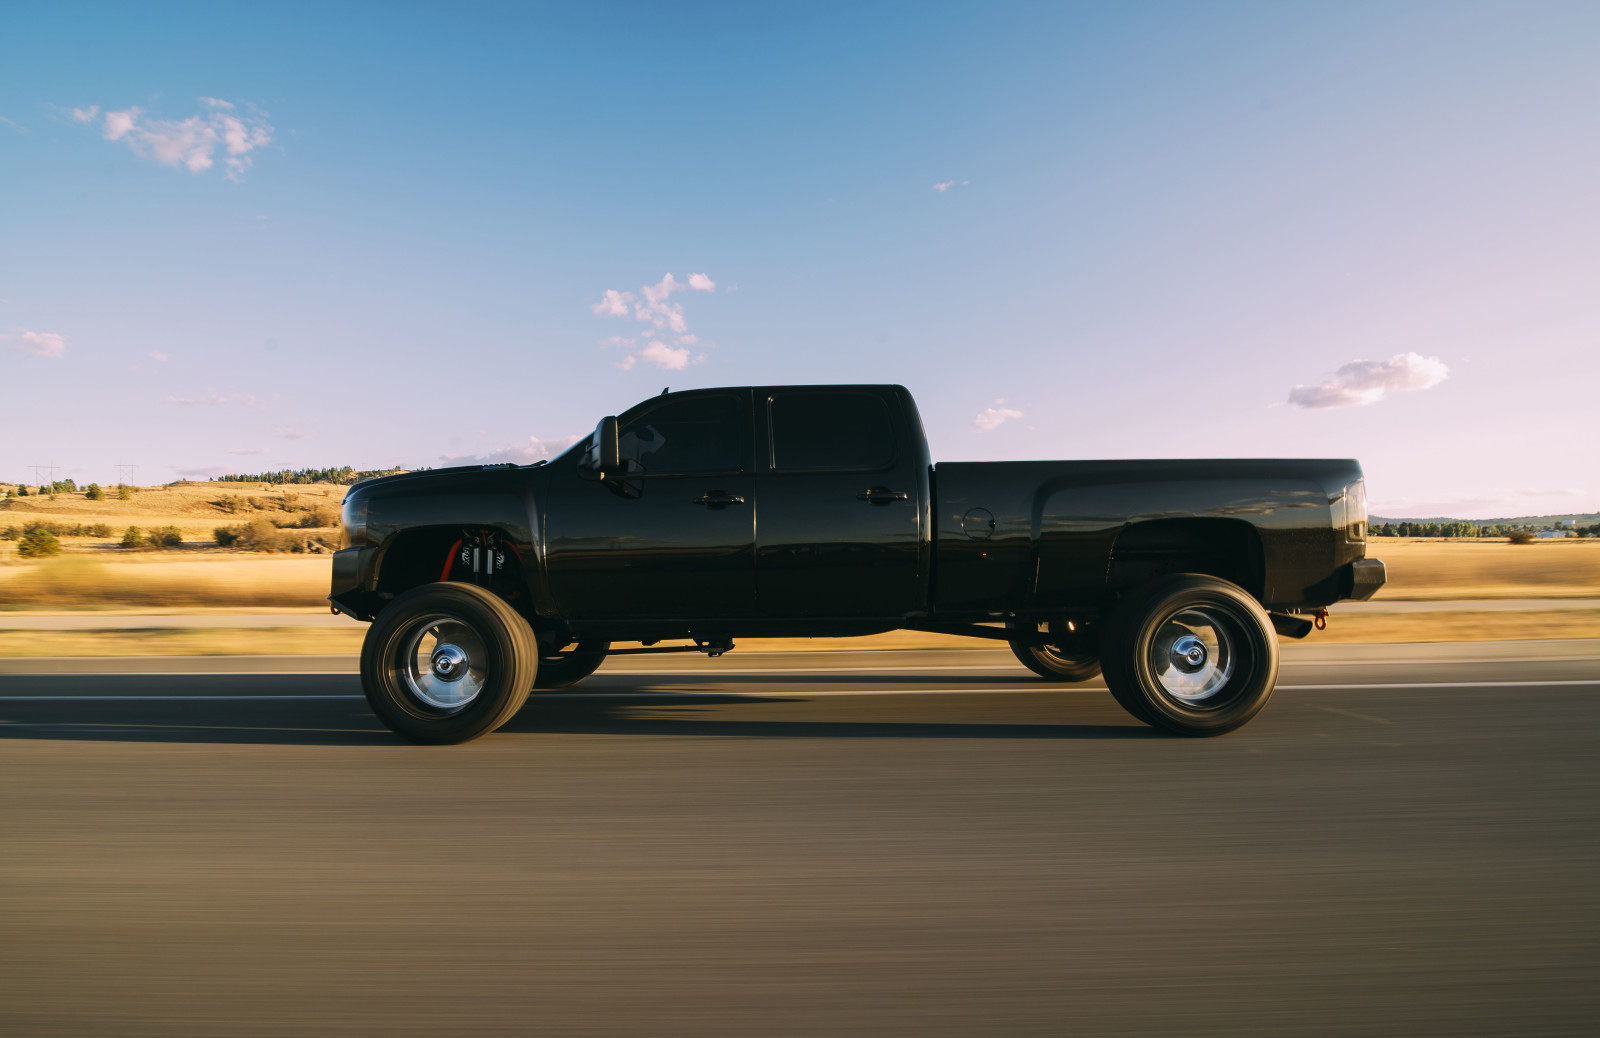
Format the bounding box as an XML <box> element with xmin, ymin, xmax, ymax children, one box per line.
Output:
<box><xmin>116</xmin><ymin>464</ymin><xmax>137</xmax><ymax>488</ymax></box>
<box><xmin>30</xmin><ymin>463</ymin><xmax>58</xmax><ymax>490</ymax></box>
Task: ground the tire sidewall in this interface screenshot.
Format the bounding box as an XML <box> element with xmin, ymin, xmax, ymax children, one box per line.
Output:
<box><xmin>361</xmin><ymin>583</ymin><xmax>536</xmax><ymax>744</ymax></box>
<box><xmin>1107</xmin><ymin>576</ymin><xmax>1279</xmax><ymax>736</ymax></box>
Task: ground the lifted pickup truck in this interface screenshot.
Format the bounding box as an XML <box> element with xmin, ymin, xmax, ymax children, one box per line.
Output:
<box><xmin>331</xmin><ymin>384</ymin><xmax>1384</xmax><ymax>743</ymax></box>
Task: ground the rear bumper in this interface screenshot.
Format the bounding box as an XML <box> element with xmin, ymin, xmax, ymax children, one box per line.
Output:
<box><xmin>1342</xmin><ymin>558</ymin><xmax>1386</xmax><ymax>601</ymax></box>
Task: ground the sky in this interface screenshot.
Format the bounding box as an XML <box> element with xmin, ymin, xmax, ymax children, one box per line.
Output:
<box><xmin>2</xmin><ymin>1</ymin><xmax>1596</xmax><ymax>519</ymax></box>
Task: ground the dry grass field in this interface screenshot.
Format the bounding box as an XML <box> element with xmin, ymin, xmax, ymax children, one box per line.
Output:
<box><xmin>1</xmin><ymin>485</ymin><xmax>1597</xmax><ymax>653</ymax></box>
<box><xmin>0</xmin><ymin>480</ymin><xmax>344</xmax><ymax>549</ymax></box>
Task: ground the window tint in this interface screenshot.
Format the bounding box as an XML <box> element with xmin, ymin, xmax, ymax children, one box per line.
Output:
<box><xmin>618</xmin><ymin>394</ymin><xmax>743</xmax><ymax>474</ymax></box>
<box><xmin>769</xmin><ymin>393</ymin><xmax>895</xmax><ymax>471</ymax></box>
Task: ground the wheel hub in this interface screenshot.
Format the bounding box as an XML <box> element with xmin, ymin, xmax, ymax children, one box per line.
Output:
<box><xmin>1171</xmin><ymin>634</ymin><xmax>1207</xmax><ymax>671</ymax></box>
<box><xmin>1149</xmin><ymin>608</ymin><xmax>1237</xmax><ymax>704</ymax></box>
<box><xmin>431</xmin><ymin>644</ymin><xmax>468</xmax><ymax>679</ymax></box>
<box><xmin>399</xmin><ymin>616</ymin><xmax>489</xmax><ymax>712</ymax></box>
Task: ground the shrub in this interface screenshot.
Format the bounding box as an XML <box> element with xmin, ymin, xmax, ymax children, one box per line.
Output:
<box><xmin>121</xmin><ymin>526</ymin><xmax>143</xmax><ymax>548</ymax></box>
<box><xmin>88</xmin><ymin>523</ymin><xmax>112</xmax><ymax>538</ymax></box>
<box><xmin>214</xmin><ymin>525</ymin><xmax>242</xmax><ymax>547</ymax></box>
<box><xmin>233</xmin><ymin>518</ymin><xmax>289</xmax><ymax>552</ymax></box>
<box><xmin>296</xmin><ymin>506</ymin><xmax>338</xmax><ymax>528</ymax></box>
<box><xmin>18</xmin><ymin>527</ymin><xmax>62</xmax><ymax>558</ymax></box>
<box><xmin>117</xmin><ymin>484</ymin><xmax>133</xmax><ymax>501</ymax></box>
<box><xmin>85</xmin><ymin>483</ymin><xmax>106</xmax><ymax>501</ymax></box>
<box><xmin>1</xmin><ymin>525</ymin><xmax>17</xmax><ymax>540</ymax></box>
<box><xmin>214</xmin><ymin>494</ymin><xmax>251</xmax><ymax>514</ymax></box>
<box><xmin>17</xmin><ymin>485</ymin><xmax>28</xmax><ymax>496</ymax></box>
<box><xmin>1508</xmin><ymin>531</ymin><xmax>1537</xmax><ymax>545</ymax></box>
<box><xmin>147</xmin><ymin>525</ymin><xmax>184</xmax><ymax>549</ymax></box>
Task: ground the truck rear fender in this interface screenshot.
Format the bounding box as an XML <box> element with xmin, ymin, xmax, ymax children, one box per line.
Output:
<box><xmin>1107</xmin><ymin>518</ymin><xmax>1265</xmax><ymax>600</ymax></box>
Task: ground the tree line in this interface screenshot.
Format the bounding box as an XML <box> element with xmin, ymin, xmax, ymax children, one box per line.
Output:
<box><xmin>1375</xmin><ymin>522</ymin><xmax>1600</xmax><ymax>538</ymax></box>
<box><xmin>211</xmin><ymin>466</ymin><xmax>411</xmax><ymax>485</ymax></box>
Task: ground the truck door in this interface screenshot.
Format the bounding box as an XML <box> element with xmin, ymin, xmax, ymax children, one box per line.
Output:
<box><xmin>544</xmin><ymin>390</ymin><xmax>756</xmax><ymax>620</ymax></box>
<box><xmin>756</xmin><ymin>389</ymin><xmax>922</xmax><ymax>618</ymax></box>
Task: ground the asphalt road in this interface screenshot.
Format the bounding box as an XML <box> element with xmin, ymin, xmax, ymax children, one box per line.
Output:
<box><xmin>2</xmin><ymin>643</ymin><xmax>1598</xmax><ymax>1037</ymax></box>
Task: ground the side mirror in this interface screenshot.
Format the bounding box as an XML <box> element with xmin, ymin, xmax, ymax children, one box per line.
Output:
<box><xmin>580</xmin><ymin>416</ymin><xmax>620</xmax><ymax>478</ymax></box>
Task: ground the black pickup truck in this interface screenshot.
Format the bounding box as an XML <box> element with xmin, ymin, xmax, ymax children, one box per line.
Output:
<box><xmin>331</xmin><ymin>384</ymin><xmax>1385</xmax><ymax>743</ymax></box>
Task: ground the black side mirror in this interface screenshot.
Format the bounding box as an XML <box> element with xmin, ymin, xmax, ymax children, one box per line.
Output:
<box><xmin>580</xmin><ymin>416</ymin><xmax>620</xmax><ymax>478</ymax></box>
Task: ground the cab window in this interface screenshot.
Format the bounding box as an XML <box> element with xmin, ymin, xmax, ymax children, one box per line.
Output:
<box><xmin>768</xmin><ymin>392</ymin><xmax>895</xmax><ymax>471</ymax></box>
<box><xmin>618</xmin><ymin>394</ymin><xmax>744</xmax><ymax>474</ymax></box>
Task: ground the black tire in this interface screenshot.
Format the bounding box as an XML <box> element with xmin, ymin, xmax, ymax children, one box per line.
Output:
<box><xmin>1007</xmin><ymin>620</ymin><xmax>1101</xmax><ymax>682</ymax></box>
<box><xmin>360</xmin><ymin>582</ymin><xmax>538</xmax><ymax>744</ymax></box>
<box><xmin>1100</xmin><ymin>575</ymin><xmax>1279</xmax><ymax>736</ymax></box>
<box><xmin>533</xmin><ymin>640</ymin><xmax>611</xmax><ymax>690</ymax></box>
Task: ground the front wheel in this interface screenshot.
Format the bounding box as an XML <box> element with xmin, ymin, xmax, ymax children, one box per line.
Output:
<box><xmin>1100</xmin><ymin>575</ymin><xmax>1279</xmax><ymax>736</ymax></box>
<box><xmin>360</xmin><ymin>582</ymin><xmax>537</xmax><ymax>744</ymax></box>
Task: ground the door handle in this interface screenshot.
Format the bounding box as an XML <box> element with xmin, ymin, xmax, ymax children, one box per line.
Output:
<box><xmin>694</xmin><ymin>491</ymin><xmax>746</xmax><ymax>508</ymax></box>
<box><xmin>856</xmin><ymin>488</ymin><xmax>909</xmax><ymax>505</ymax></box>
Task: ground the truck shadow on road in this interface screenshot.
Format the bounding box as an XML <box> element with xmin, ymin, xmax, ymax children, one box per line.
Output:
<box><xmin>0</xmin><ymin>675</ymin><xmax>1154</xmax><ymax>745</ymax></box>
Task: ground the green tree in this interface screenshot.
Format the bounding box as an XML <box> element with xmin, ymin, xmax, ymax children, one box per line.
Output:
<box><xmin>120</xmin><ymin>526</ymin><xmax>143</xmax><ymax>548</ymax></box>
<box><xmin>17</xmin><ymin>527</ymin><xmax>62</xmax><ymax>558</ymax></box>
<box><xmin>117</xmin><ymin>484</ymin><xmax>134</xmax><ymax>500</ymax></box>
<box><xmin>85</xmin><ymin>483</ymin><xmax>105</xmax><ymax>500</ymax></box>
<box><xmin>148</xmin><ymin>525</ymin><xmax>183</xmax><ymax>548</ymax></box>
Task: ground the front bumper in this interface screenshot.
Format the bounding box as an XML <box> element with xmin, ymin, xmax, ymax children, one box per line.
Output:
<box><xmin>328</xmin><ymin>546</ymin><xmax>381</xmax><ymax>620</ymax></box>
<box><xmin>1342</xmin><ymin>558</ymin><xmax>1386</xmax><ymax>601</ymax></box>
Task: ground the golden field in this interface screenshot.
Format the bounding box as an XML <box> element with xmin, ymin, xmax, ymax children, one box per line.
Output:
<box><xmin>1</xmin><ymin>482</ymin><xmax>1596</xmax><ymax>653</ymax></box>
<box><xmin>0</xmin><ymin>479</ymin><xmax>344</xmax><ymax>548</ymax></box>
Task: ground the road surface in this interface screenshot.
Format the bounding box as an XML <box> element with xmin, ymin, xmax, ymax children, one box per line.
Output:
<box><xmin>2</xmin><ymin>641</ymin><xmax>1597</xmax><ymax>1036</ymax></box>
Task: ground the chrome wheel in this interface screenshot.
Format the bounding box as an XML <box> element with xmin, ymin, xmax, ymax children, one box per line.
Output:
<box><xmin>1101</xmin><ymin>575</ymin><xmax>1280</xmax><ymax>737</ymax></box>
<box><xmin>1148</xmin><ymin>607</ymin><xmax>1236</xmax><ymax>703</ymax></box>
<box><xmin>400</xmin><ymin>614</ymin><xmax>489</xmax><ymax>712</ymax></box>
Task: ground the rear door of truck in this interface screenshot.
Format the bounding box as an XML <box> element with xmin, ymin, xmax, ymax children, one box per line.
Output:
<box><xmin>754</xmin><ymin>387</ymin><xmax>923</xmax><ymax>618</ymax></box>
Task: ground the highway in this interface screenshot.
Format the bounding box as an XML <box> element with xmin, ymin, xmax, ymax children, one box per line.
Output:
<box><xmin>2</xmin><ymin>641</ymin><xmax>1597</xmax><ymax>1036</ymax></box>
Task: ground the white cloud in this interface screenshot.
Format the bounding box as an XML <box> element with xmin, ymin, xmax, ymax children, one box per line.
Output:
<box><xmin>86</xmin><ymin>99</ymin><xmax>274</xmax><ymax>181</ymax></box>
<box><xmin>164</xmin><ymin>391</ymin><xmax>259</xmax><ymax>407</ymax></box>
<box><xmin>974</xmin><ymin>407</ymin><xmax>1023</xmax><ymax>431</ymax></box>
<box><xmin>147</xmin><ymin>351</ymin><xmax>168</xmax><ymax>362</ymax></box>
<box><xmin>0</xmin><ymin>114</ymin><xmax>25</xmax><ymax>133</ymax></box>
<box><xmin>226</xmin><ymin>448</ymin><xmax>269</xmax><ymax>455</ymax></box>
<box><xmin>439</xmin><ymin>434</ymin><xmax>581</xmax><ymax>467</ymax></box>
<box><xmin>6</xmin><ymin>330</ymin><xmax>68</xmax><ymax>357</ymax></box>
<box><xmin>932</xmin><ymin>179</ymin><xmax>970</xmax><ymax>192</ymax></box>
<box><xmin>277</xmin><ymin>429</ymin><xmax>313</xmax><ymax>440</ymax></box>
<box><xmin>636</xmin><ymin>341</ymin><xmax>693</xmax><ymax>371</ymax></box>
<box><xmin>591</xmin><ymin>289</ymin><xmax>633</xmax><ymax>317</ymax></box>
<box><xmin>1288</xmin><ymin>352</ymin><xmax>1449</xmax><ymax>409</ymax></box>
<box><xmin>592</xmin><ymin>272</ymin><xmax>717</xmax><ymax>371</ymax></box>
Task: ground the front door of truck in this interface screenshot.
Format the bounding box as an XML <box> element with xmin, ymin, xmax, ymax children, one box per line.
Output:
<box><xmin>755</xmin><ymin>389</ymin><xmax>922</xmax><ymax>618</ymax></box>
<box><xmin>545</xmin><ymin>390</ymin><xmax>756</xmax><ymax>620</ymax></box>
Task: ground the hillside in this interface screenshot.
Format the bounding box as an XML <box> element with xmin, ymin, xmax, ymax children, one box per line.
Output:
<box><xmin>0</xmin><ymin>481</ymin><xmax>346</xmax><ymax>554</ymax></box>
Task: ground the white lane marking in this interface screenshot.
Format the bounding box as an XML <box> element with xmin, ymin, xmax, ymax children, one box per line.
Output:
<box><xmin>1279</xmin><ymin>680</ymin><xmax>1600</xmax><ymax>690</ymax></box>
<box><xmin>0</xmin><ymin>695</ymin><xmax>364</xmax><ymax>702</ymax></box>
<box><xmin>5</xmin><ymin>658</ymin><xmax>1599</xmax><ymax>678</ymax></box>
<box><xmin>3</xmin><ymin>679</ymin><xmax>1598</xmax><ymax>703</ymax></box>
<box><xmin>1311</xmin><ymin>705</ymin><xmax>1393</xmax><ymax>725</ymax></box>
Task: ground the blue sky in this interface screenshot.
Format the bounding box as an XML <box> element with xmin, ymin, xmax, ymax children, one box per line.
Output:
<box><xmin>2</xmin><ymin>1</ymin><xmax>1596</xmax><ymax>518</ymax></box>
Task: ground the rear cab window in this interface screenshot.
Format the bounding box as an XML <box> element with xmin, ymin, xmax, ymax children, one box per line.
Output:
<box><xmin>766</xmin><ymin>391</ymin><xmax>896</xmax><ymax>472</ymax></box>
